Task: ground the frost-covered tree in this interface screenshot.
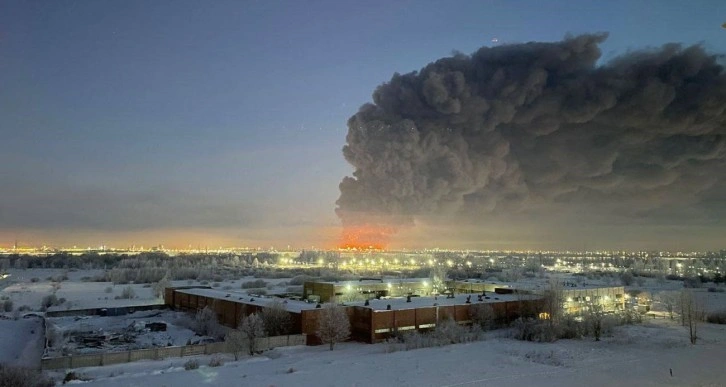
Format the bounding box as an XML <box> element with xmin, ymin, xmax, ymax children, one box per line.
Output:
<box><xmin>433</xmin><ymin>317</ymin><xmax>471</xmax><ymax>345</ymax></box>
<box><xmin>656</xmin><ymin>291</ymin><xmax>678</xmax><ymax>320</ymax></box>
<box><xmin>316</xmin><ymin>302</ymin><xmax>350</xmax><ymax>350</ymax></box>
<box><xmin>119</xmin><ymin>286</ymin><xmax>135</xmax><ymax>299</ymax></box>
<box><xmin>429</xmin><ymin>265</ymin><xmax>448</xmax><ymax>295</ymax></box>
<box><xmin>239</xmin><ymin>313</ymin><xmax>265</xmax><ymax>355</ymax></box>
<box><xmin>680</xmin><ymin>289</ymin><xmax>704</xmax><ymax>344</ymax></box>
<box><xmin>224</xmin><ymin>330</ymin><xmax>245</xmax><ymax>361</ymax></box>
<box><xmin>195</xmin><ymin>306</ymin><xmax>222</xmax><ymax>338</ymax></box>
<box><xmin>585</xmin><ymin>302</ymin><xmax>605</xmax><ymax>341</ymax></box>
<box><xmin>541</xmin><ymin>279</ymin><xmax>564</xmax><ymax>328</ymax></box>
<box><xmin>469</xmin><ymin>303</ymin><xmax>496</xmax><ymax>331</ymax></box>
<box><xmin>260</xmin><ymin>300</ymin><xmax>291</xmax><ymax>336</ymax></box>
<box><xmin>152</xmin><ymin>274</ymin><xmax>171</xmax><ymax>298</ymax></box>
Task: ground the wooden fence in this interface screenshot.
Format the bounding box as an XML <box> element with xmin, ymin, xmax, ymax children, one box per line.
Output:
<box><xmin>40</xmin><ymin>334</ymin><xmax>305</xmax><ymax>370</ymax></box>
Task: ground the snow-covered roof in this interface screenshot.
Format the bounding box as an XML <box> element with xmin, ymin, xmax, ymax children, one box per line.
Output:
<box><xmin>173</xmin><ymin>287</ymin><xmax>320</xmax><ymax>313</ymax></box>
<box><xmin>312</xmin><ymin>278</ymin><xmax>429</xmax><ymax>286</ymax></box>
<box><xmin>346</xmin><ymin>292</ymin><xmax>539</xmax><ymax>311</ymax></box>
<box><xmin>454</xmin><ymin>277</ymin><xmax>624</xmax><ymax>292</ymax></box>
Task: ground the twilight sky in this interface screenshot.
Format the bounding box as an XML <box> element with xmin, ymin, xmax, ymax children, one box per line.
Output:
<box><xmin>1</xmin><ymin>1</ymin><xmax>725</xmax><ymax>251</ymax></box>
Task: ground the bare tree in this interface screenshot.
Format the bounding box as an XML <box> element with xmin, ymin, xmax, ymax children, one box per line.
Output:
<box><xmin>260</xmin><ymin>300</ymin><xmax>292</xmax><ymax>336</ymax></box>
<box><xmin>316</xmin><ymin>301</ymin><xmax>350</xmax><ymax>350</ymax></box>
<box><xmin>656</xmin><ymin>291</ymin><xmax>678</xmax><ymax>320</ymax></box>
<box><xmin>239</xmin><ymin>313</ymin><xmax>265</xmax><ymax>355</ymax></box>
<box><xmin>680</xmin><ymin>289</ymin><xmax>704</xmax><ymax>344</ymax></box>
<box><xmin>541</xmin><ymin>279</ymin><xmax>564</xmax><ymax>328</ymax></box>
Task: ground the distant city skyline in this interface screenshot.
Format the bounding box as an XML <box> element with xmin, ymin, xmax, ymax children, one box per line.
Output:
<box><xmin>1</xmin><ymin>241</ymin><xmax>724</xmax><ymax>256</ymax></box>
<box><xmin>2</xmin><ymin>1</ymin><xmax>726</xmax><ymax>251</ymax></box>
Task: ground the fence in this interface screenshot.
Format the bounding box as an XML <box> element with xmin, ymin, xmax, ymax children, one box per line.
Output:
<box><xmin>40</xmin><ymin>334</ymin><xmax>305</xmax><ymax>370</ymax></box>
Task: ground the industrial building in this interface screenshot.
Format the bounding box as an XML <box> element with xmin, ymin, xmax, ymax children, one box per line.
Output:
<box><xmin>559</xmin><ymin>286</ymin><xmax>626</xmax><ymax>314</ymax></box>
<box><xmin>164</xmin><ymin>286</ymin><xmax>312</xmax><ymax>330</ymax></box>
<box><xmin>165</xmin><ymin>284</ymin><xmax>542</xmax><ymax>344</ymax></box>
<box><xmin>165</xmin><ymin>280</ymin><xmax>623</xmax><ymax>345</ymax></box>
<box><xmin>302</xmin><ymin>278</ymin><xmax>530</xmax><ymax>303</ymax></box>
<box><xmin>344</xmin><ymin>292</ymin><xmax>542</xmax><ymax>343</ymax></box>
<box><xmin>449</xmin><ymin>280</ymin><xmax>626</xmax><ymax>314</ymax></box>
<box><xmin>303</xmin><ymin>278</ymin><xmax>433</xmax><ymax>303</ymax></box>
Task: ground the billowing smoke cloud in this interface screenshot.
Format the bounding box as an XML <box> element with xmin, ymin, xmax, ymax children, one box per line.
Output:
<box><xmin>336</xmin><ymin>34</ymin><xmax>726</xmax><ymax>247</ymax></box>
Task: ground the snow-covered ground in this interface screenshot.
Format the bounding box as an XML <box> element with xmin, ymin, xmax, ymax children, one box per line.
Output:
<box><xmin>46</xmin><ymin>310</ymin><xmax>202</xmax><ymax>357</ymax></box>
<box><xmin>3</xmin><ymin>268</ymin><xmax>726</xmax><ymax>386</ymax></box>
<box><xmin>0</xmin><ymin>269</ymin><xmax>297</xmax><ymax>314</ymax></box>
<box><xmin>0</xmin><ymin>269</ymin><xmax>160</xmax><ymax>312</ymax></box>
<box><xmin>46</xmin><ymin>318</ymin><xmax>726</xmax><ymax>387</ymax></box>
<box><xmin>0</xmin><ymin>317</ymin><xmax>44</xmax><ymax>368</ymax></box>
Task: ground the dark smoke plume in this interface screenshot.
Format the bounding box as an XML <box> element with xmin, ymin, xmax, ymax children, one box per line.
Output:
<box><xmin>337</xmin><ymin>34</ymin><xmax>726</xmax><ymax>246</ymax></box>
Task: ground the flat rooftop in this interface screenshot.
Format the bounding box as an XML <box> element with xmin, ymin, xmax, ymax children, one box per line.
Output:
<box><xmin>310</xmin><ymin>278</ymin><xmax>429</xmax><ymax>286</ymax></box>
<box><xmin>346</xmin><ymin>292</ymin><xmax>539</xmax><ymax>311</ymax></box>
<box><xmin>173</xmin><ymin>287</ymin><xmax>319</xmax><ymax>313</ymax></box>
<box><xmin>451</xmin><ymin>279</ymin><xmax>513</xmax><ymax>287</ymax></box>
<box><xmin>453</xmin><ymin>278</ymin><xmax>624</xmax><ymax>292</ymax></box>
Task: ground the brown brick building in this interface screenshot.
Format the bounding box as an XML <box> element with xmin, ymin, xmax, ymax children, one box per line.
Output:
<box><xmin>165</xmin><ymin>285</ymin><xmax>542</xmax><ymax>344</ymax></box>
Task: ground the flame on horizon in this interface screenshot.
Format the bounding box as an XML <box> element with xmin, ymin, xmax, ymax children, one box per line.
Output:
<box><xmin>337</xmin><ymin>224</ymin><xmax>394</xmax><ymax>251</ymax></box>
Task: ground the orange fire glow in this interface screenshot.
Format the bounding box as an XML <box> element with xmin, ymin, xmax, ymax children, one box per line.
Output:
<box><xmin>338</xmin><ymin>225</ymin><xmax>394</xmax><ymax>251</ymax></box>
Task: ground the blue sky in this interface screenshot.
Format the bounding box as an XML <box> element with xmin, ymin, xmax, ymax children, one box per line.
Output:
<box><xmin>1</xmin><ymin>0</ymin><xmax>725</xmax><ymax>249</ymax></box>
